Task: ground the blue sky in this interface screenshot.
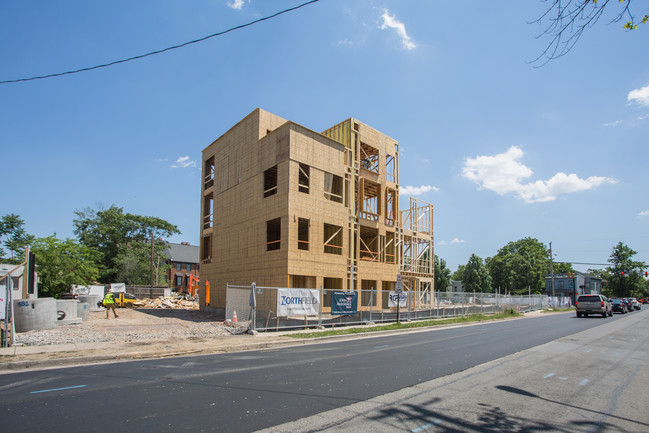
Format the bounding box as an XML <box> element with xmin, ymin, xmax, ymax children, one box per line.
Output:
<box><xmin>1</xmin><ymin>0</ymin><xmax>648</xmax><ymax>273</ymax></box>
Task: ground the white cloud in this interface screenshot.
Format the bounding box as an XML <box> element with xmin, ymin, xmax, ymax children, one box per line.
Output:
<box><xmin>638</xmin><ymin>210</ymin><xmax>649</xmax><ymax>218</ymax></box>
<box><xmin>438</xmin><ymin>238</ymin><xmax>466</xmax><ymax>246</ymax></box>
<box><xmin>227</xmin><ymin>0</ymin><xmax>246</xmax><ymax>10</ymax></box>
<box><xmin>602</xmin><ymin>120</ymin><xmax>623</xmax><ymax>127</ymax></box>
<box><xmin>628</xmin><ymin>84</ymin><xmax>649</xmax><ymax>106</ymax></box>
<box><xmin>462</xmin><ymin>146</ymin><xmax>615</xmax><ymax>203</ymax></box>
<box><xmin>380</xmin><ymin>9</ymin><xmax>416</xmax><ymax>50</ymax></box>
<box><xmin>171</xmin><ymin>156</ymin><xmax>197</xmax><ymax>169</ymax></box>
<box><xmin>400</xmin><ymin>185</ymin><xmax>439</xmax><ymax>196</ymax></box>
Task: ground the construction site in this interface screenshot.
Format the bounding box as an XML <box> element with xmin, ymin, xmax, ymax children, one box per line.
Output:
<box><xmin>199</xmin><ymin>108</ymin><xmax>435</xmax><ymax>324</ymax></box>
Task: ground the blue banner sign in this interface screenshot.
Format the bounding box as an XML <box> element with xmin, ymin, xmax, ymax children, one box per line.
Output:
<box><xmin>331</xmin><ymin>291</ymin><xmax>358</xmax><ymax>315</ymax></box>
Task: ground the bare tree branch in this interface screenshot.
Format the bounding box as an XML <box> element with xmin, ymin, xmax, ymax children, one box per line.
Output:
<box><xmin>531</xmin><ymin>0</ymin><xmax>643</xmax><ymax>66</ymax></box>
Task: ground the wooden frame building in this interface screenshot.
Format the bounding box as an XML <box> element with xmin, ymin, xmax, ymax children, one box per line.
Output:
<box><xmin>200</xmin><ymin>108</ymin><xmax>433</xmax><ymax>314</ymax></box>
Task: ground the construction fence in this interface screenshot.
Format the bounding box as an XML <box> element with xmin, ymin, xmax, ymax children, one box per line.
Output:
<box><xmin>225</xmin><ymin>283</ymin><xmax>549</xmax><ymax>332</ymax></box>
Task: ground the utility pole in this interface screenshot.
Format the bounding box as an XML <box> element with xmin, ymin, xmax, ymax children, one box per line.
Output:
<box><xmin>549</xmin><ymin>242</ymin><xmax>555</xmax><ymax>298</ymax></box>
<box><xmin>150</xmin><ymin>231</ymin><xmax>154</xmax><ymax>289</ymax></box>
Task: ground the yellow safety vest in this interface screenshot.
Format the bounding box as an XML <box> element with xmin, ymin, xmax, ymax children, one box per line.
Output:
<box><xmin>103</xmin><ymin>293</ymin><xmax>115</xmax><ymax>304</ymax></box>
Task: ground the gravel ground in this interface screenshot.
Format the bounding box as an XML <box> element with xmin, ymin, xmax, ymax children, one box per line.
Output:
<box><xmin>14</xmin><ymin>307</ymin><xmax>243</xmax><ymax>346</ymax></box>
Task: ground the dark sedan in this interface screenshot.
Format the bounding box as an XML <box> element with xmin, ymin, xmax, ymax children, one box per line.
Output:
<box><xmin>611</xmin><ymin>298</ymin><xmax>628</xmax><ymax>314</ymax></box>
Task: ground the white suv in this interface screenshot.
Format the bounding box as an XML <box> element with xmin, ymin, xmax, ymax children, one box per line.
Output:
<box><xmin>575</xmin><ymin>294</ymin><xmax>612</xmax><ymax>318</ymax></box>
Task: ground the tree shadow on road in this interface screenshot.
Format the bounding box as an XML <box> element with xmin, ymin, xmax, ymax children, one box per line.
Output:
<box><xmin>365</xmin><ymin>385</ymin><xmax>646</xmax><ymax>432</ymax></box>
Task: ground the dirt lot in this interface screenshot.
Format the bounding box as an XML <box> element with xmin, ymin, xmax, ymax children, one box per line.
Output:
<box><xmin>0</xmin><ymin>308</ymin><xmax>296</xmax><ymax>369</ymax></box>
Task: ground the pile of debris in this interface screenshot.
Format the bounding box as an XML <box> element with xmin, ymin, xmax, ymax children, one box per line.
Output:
<box><xmin>134</xmin><ymin>295</ymin><xmax>199</xmax><ymax>310</ymax></box>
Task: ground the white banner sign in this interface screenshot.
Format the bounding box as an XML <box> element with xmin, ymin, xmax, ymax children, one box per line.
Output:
<box><xmin>388</xmin><ymin>291</ymin><xmax>408</xmax><ymax>307</ymax></box>
<box><xmin>110</xmin><ymin>283</ymin><xmax>126</xmax><ymax>293</ymax></box>
<box><xmin>277</xmin><ymin>288</ymin><xmax>319</xmax><ymax>316</ymax></box>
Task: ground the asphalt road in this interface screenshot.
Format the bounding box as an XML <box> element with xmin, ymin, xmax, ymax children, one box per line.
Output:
<box><xmin>0</xmin><ymin>311</ymin><xmax>641</xmax><ymax>432</ymax></box>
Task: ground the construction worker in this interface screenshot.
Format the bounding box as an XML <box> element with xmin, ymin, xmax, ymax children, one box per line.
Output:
<box><xmin>103</xmin><ymin>291</ymin><xmax>119</xmax><ymax>319</ymax></box>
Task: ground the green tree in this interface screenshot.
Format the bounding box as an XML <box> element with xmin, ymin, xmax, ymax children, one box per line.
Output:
<box><xmin>31</xmin><ymin>235</ymin><xmax>100</xmax><ymax>298</ymax></box>
<box><xmin>0</xmin><ymin>213</ymin><xmax>34</xmax><ymax>263</ymax></box>
<box><xmin>452</xmin><ymin>264</ymin><xmax>465</xmax><ymax>282</ymax></box>
<box><xmin>534</xmin><ymin>0</ymin><xmax>648</xmax><ymax>65</ymax></box>
<box><xmin>434</xmin><ymin>255</ymin><xmax>452</xmax><ymax>292</ymax></box>
<box><xmin>73</xmin><ymin>205</ymin><xmax>180</xmax><ymax>283</ymax></box>
<box><xmin>115</xmin><ymin>240</ymin><xmax>170</xmax><ymax>286</ymax></box>
<box><xmin>606</xmin><ymin>242</ymin><xmax>646</xmax><ymax>297</ymax></box>
<box><xmin>487</xmin><ymin>237</ymin><xmax>550</xmax><ymax>295</ymax></box>
<box><xmin>462</xmin><ymin>254</ymin><xmax>492</xmax><ymax>293</ymax></box>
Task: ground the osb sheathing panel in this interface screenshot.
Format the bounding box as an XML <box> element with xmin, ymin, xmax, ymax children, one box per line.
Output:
<box><xmin>200</xmin><ymin>109</ymin><xmax>428</xmax><ymax>309</ymax></box>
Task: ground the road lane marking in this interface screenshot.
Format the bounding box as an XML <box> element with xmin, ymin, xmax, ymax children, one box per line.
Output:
<box><xmin>374</xmin><ymin>345</ymin><xmax>390</xmax><ymax>349</ymax></box>
<box><xmin>579</xmin><ymin>379</ymin><xmax>589</xmax><ymax>386</ymax></box>
<box><xmin>412</xmin><ymin>419</ymin><xmax>441</xmax><ymax>432</ymax></box>
<box><xmin>30</xmin><ymin>385</ymin><xmax>86</xmax><ymax>394</ymax></box>
<box><xmin>543</xmin><ymin>373</ymin><xmax>554</xmax><ymax>379</ymax></box>
<box><xmin>558</xmin><ymin>377</ymin><xmax>568</xmax><ymax>380</ymax></box>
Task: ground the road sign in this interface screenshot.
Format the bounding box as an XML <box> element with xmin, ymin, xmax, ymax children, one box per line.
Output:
<box><xmin>395</xmin><ymin>273</ymin><xmax>402</xmax><ymax>293</ymax></box>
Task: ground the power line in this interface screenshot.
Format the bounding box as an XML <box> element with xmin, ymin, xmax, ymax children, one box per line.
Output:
<box><xmin>0</xmin><ymin>0</ymin><xmax>322</xmax><ymax>85</ymax></box>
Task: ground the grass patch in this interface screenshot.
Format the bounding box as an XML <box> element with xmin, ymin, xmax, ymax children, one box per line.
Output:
<box><xmin>542</xmin><ymin>307</ymin><xmax>574</xmax><ymax>313</ymax></box>
<box><xmin>290</xmin><ymin>309</ymin><xmax>521</xmax><ymax>339</ymax></box>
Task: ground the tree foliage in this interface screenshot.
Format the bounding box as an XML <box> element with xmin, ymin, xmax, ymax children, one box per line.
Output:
<box><xmin>534</xmin><ymin>0</ymin><xmax>647</xmax><ymax>65</ymax></box>
<box><xmin>605</xmin><ymin>242</ymin><xmax>646</xmax><ymax>297</ymax></box>
<box><xmin>73</xmin><ymin>205</ymin><xmax>180</xmax><ymax>283</ymax></box>
<box><xmin>30</xmin><ymin>235</ymin><xmax>100</xmax><ymax>298</ymax></box>
<box><xmin>115</xmin><ymin>240</ymin><xmax>170</xmax><ymax>286</ymax></box>
<box><xmin>0</xmin><ymin>213</ymin><xmax>34</xmax><ymax>263</ymax></box>
<box><xmin>487</xmin><ymin>237</ymin><xmax>550</xmax><ymax>294</ymax></box>
<box><xmin>462</xmin><ymin>254</ymin><xmax>493</xmax><ymax>293</ymax></box>
<box><xmin>434</xmin><ymin>255</ymin><xmax>452</xmax><ymax>292</ymax></box>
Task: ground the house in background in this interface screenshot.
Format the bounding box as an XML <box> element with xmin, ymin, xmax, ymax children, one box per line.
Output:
<box><xmin>544</xmin><ymin>271</ymin><xmax>603</xmax><ymax>300</ymax></box>
<box><xmin>164</xmin><ymin>242</ymin><xmax>199</xmax><ymax>293</ymax></box>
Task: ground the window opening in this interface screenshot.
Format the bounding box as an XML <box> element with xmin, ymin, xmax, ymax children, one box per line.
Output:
<box><xmin>385</xmin><ymin>188</ymin><xmax>396</xmax><ymax>226</ymax></box>
<box><xmin>359</xmin><ymin>142</ymin><xmax>379</xmax><ymax>173</ymax></box>
<box><xmin>266</xmin><ymin>218</ymin><xmax>281</xmax><ymax>251</ymax></box>
<box><xmin>298</xmin><ymin>218</ymin><xmax>309</xmax><ymax>250</ymax></box>
<box><xmin>298</xmin><ymin>163</ymin><xmax>310</xmax><ymax>194</ymax></box>
<box><xmin>385</xmin><ymin>154</ymin><xmax>395</xmax><ymax>183</ymax></box>
<box><xmin>203</xmin><ymin>193</ymin><xmax>213</xmax><ymax>230</ymax></box>
<box><xmin>264</xmin><ymin>165</ymin><xmax>278</xmax><ymax>198</ymax></box>
<box><xmin>204</xmin><ymin>156</ymin><xmax>215</xmax><ymax>189</ymax></box>
<box><xmin>359</xmin><ymin>178</ymin><xmax>380</xmax><ymax>221</ymax></box>
<box><xmin>323</xmin><ymin>277</ymin><xmax>343</xmax><ymax>308</ymax></box>
<box><xmin>385</xmin><ymin>232</ymin><xmax>396</xmax><ymax>264</ymax></box>
<box><xmin>324</xmin><ymin>172</ymin><xmax>343</xmax><ymax>203</ymax></box>
<box><xmin>361</xmin><ymin>280</ymin><xmax>378</xmax><ymax>307</ymax></box>
<box><xmin>359</xmin><ymin>226</ymin><xmax>379</xmax><ymax>262</ymax></box>
<box><xmin>323</xmin><ymin>223</ymin><xmax>343</xmax><ymax>255</ymax></box>
<box><xmin>202</xmin><ymin>235</ymin><xmax>212</xmax><ymax>261</ymax></box>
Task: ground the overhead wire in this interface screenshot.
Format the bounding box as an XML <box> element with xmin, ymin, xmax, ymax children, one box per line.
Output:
<box><xmin>0</xmin><ymin>0</ymin><xmax>322</xmax><ymax>84</ymax></box>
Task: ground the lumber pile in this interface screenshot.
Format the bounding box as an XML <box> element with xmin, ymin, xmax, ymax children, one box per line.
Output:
<box><xmin>134</xmin><ymin>296</ymin><xmax>199</xmax><ymax>310</ymax></box>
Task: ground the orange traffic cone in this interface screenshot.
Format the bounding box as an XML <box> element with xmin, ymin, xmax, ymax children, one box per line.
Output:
<box><xmin>232</xmin><ymin>310</ymin><xmax>238</xmax><ymax>323</ymax></box>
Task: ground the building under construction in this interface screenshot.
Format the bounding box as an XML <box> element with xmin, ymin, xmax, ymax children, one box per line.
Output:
<box><xmin>200</xmin><ymin>108</ymin><xmax>433</xmax><ymax>315</ymax></box>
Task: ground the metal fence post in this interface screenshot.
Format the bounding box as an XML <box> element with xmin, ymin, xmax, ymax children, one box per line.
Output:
<box><xmin>369</xmin><ymin>287</ymin><xmax>373</xmax><ymax>323</ymax></box>
<box><xmin>318</xmin><ymin>285</ymin><xmax>322</xmax><ymax>326</ymax></box>
<box><xmin>251</xmin><ymin>282</ymin><xmax>257</xmax><ymax>332</ymax></box>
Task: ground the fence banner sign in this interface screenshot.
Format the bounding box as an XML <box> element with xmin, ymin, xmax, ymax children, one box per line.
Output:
<box><xmin>110</xmin><ymin>283</ymin><xmax>126</xmax><ymax>293</ymax></box>
<box><xmin>277</xmin><ymin>288</ymin><xmax>319</xmax><ymax>316</ymax></box>
<box><xmin>331</xmin><ymin>291</ymin><xmax>358</xmax><ymax>315</ymax></box>
<box><xmin>388</xmin><ymin>291</ymin><xmax>408</xmax><ymax>307</ymax></box>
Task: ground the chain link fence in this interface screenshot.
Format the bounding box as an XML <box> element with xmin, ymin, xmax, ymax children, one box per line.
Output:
<box><xmin>225</xmin><ymin>283</ymin><xmax>549</xmax><ymax>332</ymax></box>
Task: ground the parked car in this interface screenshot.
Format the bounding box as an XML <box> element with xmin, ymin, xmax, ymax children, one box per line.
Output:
<box><xmin>575</xmin><ymin>294</ymin><xmax>612</xmax><ymax>318</ymax></box>
<box><xmin>629</xmin><ymin>298</ymin><xmax>642</xmax><ymax>310</ymax></box>
<box><xmin>622</xmin><ymin>298</ymin><xmax>634</xmax><ymax>312</ymax></box>
<box><xmin>611</xmin><ymin>298</ymin><xmax>628</xmax><ymax>314</ymax></box>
